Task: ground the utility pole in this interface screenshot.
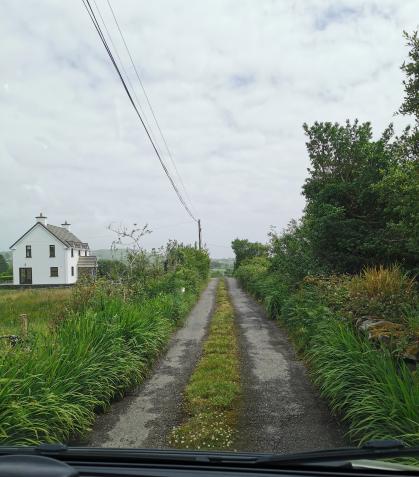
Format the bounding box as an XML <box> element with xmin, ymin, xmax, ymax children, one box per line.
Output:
<box><xmin>198</xmin><ymin>219</ymin><xmax>202</xmax><ymax>250</ymax></box>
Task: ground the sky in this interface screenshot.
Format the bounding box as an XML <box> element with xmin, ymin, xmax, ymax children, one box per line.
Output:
<box><xmin>0</xmin><ymin>0</ymin><xmax>417</xmax><ymax>258</ymax></box>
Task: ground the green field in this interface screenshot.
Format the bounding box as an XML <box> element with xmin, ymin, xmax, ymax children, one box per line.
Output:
<box><xmin>0</xmin><ymin>288</ymin><xmax>71</xmax><ymax>336</ymax></box>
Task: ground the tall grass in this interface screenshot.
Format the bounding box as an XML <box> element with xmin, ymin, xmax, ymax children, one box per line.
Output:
<box><xmin>347</xmin><ymin>265</ymin><xmax>418</xmax><ymax>323</ymax></box>
<box><xmin>0</xmin><ymin>288</ymin><xmax>203</xmax><ymax>445</ymax></box>
<box><xmin>307</xmin><ymin>319</ymin><xmax>419</xmax><ymax>446</ymax></box>
<box><xmin>349</xmin><ymin>265</ymin><xmax>415</xmax><ymax>298</ymax></box>
<box><xmin>235</xmin><ymin>260</ymin><xmax>419</xmax><ymax>448</ymax></box>
<box><xmin>0</xmin><ymin>288</ymin><xmax>71</xmax><ymax>335</ymax></box>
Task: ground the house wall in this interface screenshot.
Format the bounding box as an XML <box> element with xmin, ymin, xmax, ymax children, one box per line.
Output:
<box><xmin>12</xmin><ymin>224</ymin><xmax>69</xmax><ymax>285</ymax></box>
<box><xmin>65</xmin><ymin>248</ymin><xmax>80</xmax><ymax>284</ymax></box>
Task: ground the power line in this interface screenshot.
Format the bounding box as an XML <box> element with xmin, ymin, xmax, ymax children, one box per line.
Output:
<box><xmin>92</xmin><ymin>0</ymin><xmax>165</xmax><ymax>158</ymax></box>
<box><xmin>105</xmin><ymin>0</ymin><xmax>197</xmax><ymax>217</ymax></box>
<box><xmin>82</xmin><ymin>0</ymin><xmax>198</xmax><ymax>223</ymax></box>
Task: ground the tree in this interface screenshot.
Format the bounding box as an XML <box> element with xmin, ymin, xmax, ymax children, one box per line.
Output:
<box><xmin>398</xmin><ymin>31</ymin><xmax>419</xmax><ymax>122</ymax></box>
<box><xmin>301</xmin><ymin>120</ymin><xmax>395</xmax><ymax>273</ymax></box>
<box><xmin>374</xmin><ymin>159</ymin><xmax>419</xmax><ymax>274</ymax></box>
<box><xmin>108</xmin><ymin>223</ymin><xmax>152</xmax><ymax>282</ymax></box>
<box><xmin>0</xmin><ymin>254</ymin><xmax>8</xmax><ymax>274</ymax></box>
<box><xmin>269</xmin><ymin>220</ymin><xmax>326</xmax><ymax>286</ymax></box>
<box><xmin>231</xmin><ymin>239</ymin><xmax>268</xmax><ymax>270</ymax></box>
<box><xmin>97</xmin><ymin>259</ymin><xmax>127</xmax><ymax>279</ymax></box>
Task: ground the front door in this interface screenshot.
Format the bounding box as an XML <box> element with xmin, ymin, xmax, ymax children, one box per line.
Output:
<box><xmin>19</xmin><ymin>268</ymin><xmax>32</xmax><ymax>285</ymax></box>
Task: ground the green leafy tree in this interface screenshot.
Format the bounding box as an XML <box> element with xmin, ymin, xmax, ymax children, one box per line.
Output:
<box><xmin>302</xmin><ymin>120</ymin><xmax>395</xmax><ymax>272</ymax></box>
<box><xmin>269</xmin><ymin>220</ymin><xmax>326</xmax><ymax>286</ymax></box>
<box><xmin>399</xmin><ymin>31</ymin><xmax>419</xmax><ymax>122</ymax></box>
<box><xmin>97</xmin><ymin>259</ymin><xmax>127</xmax><ymax>279</ymax></box>
<box><xmin>231</xmin><ymin>239</ymin><xmax>268</xmax><ymax>270</ymax></box>
<box><xmin>0</xmin><ymin>254</ymin><xmax>8</xmax><ymax>274</ymax></box>
<box><xmin>374</xmin><ymin>160</ymin><xmax>419</xmax><ymax>274</ymax></box>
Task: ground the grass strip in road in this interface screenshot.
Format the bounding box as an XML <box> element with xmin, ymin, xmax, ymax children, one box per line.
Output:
<box><xmin>169</xmin><ymin>279</ymin><xmax>240</xmax><ymax>450</ymax></box>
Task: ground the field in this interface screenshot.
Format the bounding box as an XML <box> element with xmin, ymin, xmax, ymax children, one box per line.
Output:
<box><xmin>210</xmin><ymin>258</ymin><xmax>234</xmax><ymax>277</ymax></box>
<box><xmin>0</xmin><ymin>288</ymin><xmax>71</xmax><ymax>336</ymax></box>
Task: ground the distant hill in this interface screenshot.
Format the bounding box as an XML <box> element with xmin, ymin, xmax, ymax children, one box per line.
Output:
<box><xmin>93</xmin><ymin>249</ymin><xmax>128</xmax><ymax>261</ymax></box>
<box><xmin>210</xmin><ymin>258</ymin><xmax>234</xmax><ymax>269</ymax></box>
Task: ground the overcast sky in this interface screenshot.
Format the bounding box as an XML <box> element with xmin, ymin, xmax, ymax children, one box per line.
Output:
<box><xmin>0</xmin><ymin>0</ymin><xmax>417</xmax><ymax>257</ymax></box>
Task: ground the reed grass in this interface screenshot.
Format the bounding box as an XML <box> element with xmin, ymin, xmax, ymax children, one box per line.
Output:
<box><xmin>0</xmin><ymin>289</ymin><xmax>201</xmax><ymax>444</ymax></box>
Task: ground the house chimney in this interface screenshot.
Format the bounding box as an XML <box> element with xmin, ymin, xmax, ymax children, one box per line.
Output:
<box><xmin>61</xmin><ymin>220</ymin><xmax>71</xmax><ymax>231</ymax></box>
<box><xmin>36</xmin><ymin>212</ymin><xmax>47</xmax><ymax>226</ymax></box>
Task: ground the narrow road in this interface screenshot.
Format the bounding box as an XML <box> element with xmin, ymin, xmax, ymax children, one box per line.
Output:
<box><xmin>227</xmin><ymin>278</ymin><xmax>346</xmax><ymax>453</ymax></box>
<box><xmin>85</xmin><ymin>278</ymin><xmax>218</xmax><ymax>448</ymax></box>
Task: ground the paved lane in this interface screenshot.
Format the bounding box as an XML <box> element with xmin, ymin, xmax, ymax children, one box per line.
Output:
<box><xmin>227</xmin><ymin>277</ymin><xmax>346</xmax><ymax>453</ymax></box>
<box><xmin>85</xmin><ymin>279</ymin><xmax>218</xmax><ymax>448</ymax></box>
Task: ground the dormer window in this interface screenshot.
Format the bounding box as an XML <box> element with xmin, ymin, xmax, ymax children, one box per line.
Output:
<box><xmin>26</xmin><ymin>245</ymin><xmax>31</xmax><ymax>258</ymax></box>
<box><xmin>49</xmin><ymin>245</ymin><xmax>55</xmax><ymax>258</ymax></box>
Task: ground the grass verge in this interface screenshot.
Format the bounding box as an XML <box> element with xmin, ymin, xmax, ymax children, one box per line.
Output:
<box><xmin>169</xmin><ymin>279</ymin><xmax>240</xmax><ymax>450</ymax></box>
<box><xmin>0</xmin><ymin>287</ymin><xmax>204</xmax><ymax>445</ymax></box>
<box><xmin>235</xmin><ymin>264</ymin><xmax>419</xmax><ymax>449</ymax></box>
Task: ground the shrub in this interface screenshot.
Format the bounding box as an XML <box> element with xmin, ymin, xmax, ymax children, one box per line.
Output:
<box><xmin>346</xmin><ymin>265</ymin><xmax>417</xmax><ymax>322</ymax></box>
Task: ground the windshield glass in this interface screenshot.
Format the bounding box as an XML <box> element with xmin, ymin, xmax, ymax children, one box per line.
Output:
<box><xmin>0</xmin><ymin>0</ymin><xmax>418</xmax><ymax>469</ymax></box>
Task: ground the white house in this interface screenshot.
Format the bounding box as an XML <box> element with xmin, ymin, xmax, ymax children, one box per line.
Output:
<box><xmin>10</xmin><ymin>213</ymin><xmax>97</xmax><ymax>285</ymax></box>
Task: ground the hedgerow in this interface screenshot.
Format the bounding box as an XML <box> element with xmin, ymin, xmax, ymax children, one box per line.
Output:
<box><xmin>235</xmin><ymin>258</ymin><xmax>419</xmax><ymax>447</ymax></box>
<box><xmin>0</xmin><ymin>243</ymin><xmax>209</xmax><ymax>445</ymax></box>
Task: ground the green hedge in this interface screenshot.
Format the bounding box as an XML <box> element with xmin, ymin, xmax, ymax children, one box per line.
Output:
<box><xmin>0</xmin><ymin>250</ymin><xmax>209</xmax><ymax>445</ymax></box>
<box><xmin>235</xmin><ymin>261</ymin><xmax>419</xmax><ymax>447</ymax></box>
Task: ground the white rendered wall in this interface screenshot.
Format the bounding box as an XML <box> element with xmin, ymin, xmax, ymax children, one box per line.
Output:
<box><xmin>12</xmin><ymin>224</ymin><xmax>69</xmax><ymax>285</ymax></box>
<box><xmin>65</xmin><ymin>248</ymin><xmax>80</xmax><ymax>284</ymax></box>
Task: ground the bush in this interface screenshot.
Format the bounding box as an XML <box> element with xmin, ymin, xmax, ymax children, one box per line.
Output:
<box><xmin>346</xmin><ymin>265</ymin><xmax>417</xmax><ymax>323</ymax></box>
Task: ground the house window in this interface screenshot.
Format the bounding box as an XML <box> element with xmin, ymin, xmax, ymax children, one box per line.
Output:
<box><xmin>71</xmin><ymin>248</ymin><xmax>74</xmax><ymax>257</ymax></box>
<box><xmin>78</xmin><ymin>250</ymin><xmax>81</xmax><ymax>256</ymax></box>
<box><xmin>49</xmin><ymin>245</ymin><xmax>55</xmax><ymax>257</ymax></box>
<box><xmin>25</xmin><ymin>245</ymin><xmax>32</xmax><ymax>258</ymax></box>
<box><xmin>50</xmin><ymin>267</ymin><xmax>58</xmax><ymax>277</ymax></box>
<box><xmin>85</xmin><ymin>250</ymin><xmax>87</xmax><ymax>256</ymax></box>
<box><xmin>71</xmin><ymin>266</ymin><xmax>74</xmax><ymax>276</ymax></box>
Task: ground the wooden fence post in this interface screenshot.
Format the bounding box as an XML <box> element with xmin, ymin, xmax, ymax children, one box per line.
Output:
<box><xmin>20</xmin><ymin>314</ymin><xmax>28</xmax><ymax>339</ymax></box>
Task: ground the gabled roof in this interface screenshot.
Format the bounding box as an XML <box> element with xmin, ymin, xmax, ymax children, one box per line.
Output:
<box><xmin>10</xmin><ymin>222</ymin><xmax>88</xmax><ymax>250</ymax></box>
<box><xmin>46</xmin><ymin>224</ymin><xmax>83</xmax><ymax>246</ymax></box>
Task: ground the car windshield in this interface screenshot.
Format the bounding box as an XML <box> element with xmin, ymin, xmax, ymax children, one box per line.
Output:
<box><xmin>0</xmin><ymin>0</ymin><xmax>418</xmax><ymax>470</ymax></box>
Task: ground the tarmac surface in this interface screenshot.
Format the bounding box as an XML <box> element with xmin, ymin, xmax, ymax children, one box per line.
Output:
<box><xmin>85</xmin><ymin>277</ymin><xmax>346</xmax><ymax>453</ymax></box>
<box><xmin>226</xmin><ymin>277</ymin><xmax>346</xmax><ymax>453</ymax></box>
<box><xmin>85</xmin><ymin>278</ymin><xmax>218</xmax><ymax>448</ymax></box>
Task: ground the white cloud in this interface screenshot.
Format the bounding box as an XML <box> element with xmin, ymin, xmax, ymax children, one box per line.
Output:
<box><xmin>0</xmin><ymin>0</ymin><xmax>417</xmax><ymax>257</ymax></box>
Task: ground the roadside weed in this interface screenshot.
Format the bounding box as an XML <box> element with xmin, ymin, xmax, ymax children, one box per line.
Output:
<box><xmin>169</xmin><ymin>279</ymin><xmax>240</xmax><ymax>450</ymax></box>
